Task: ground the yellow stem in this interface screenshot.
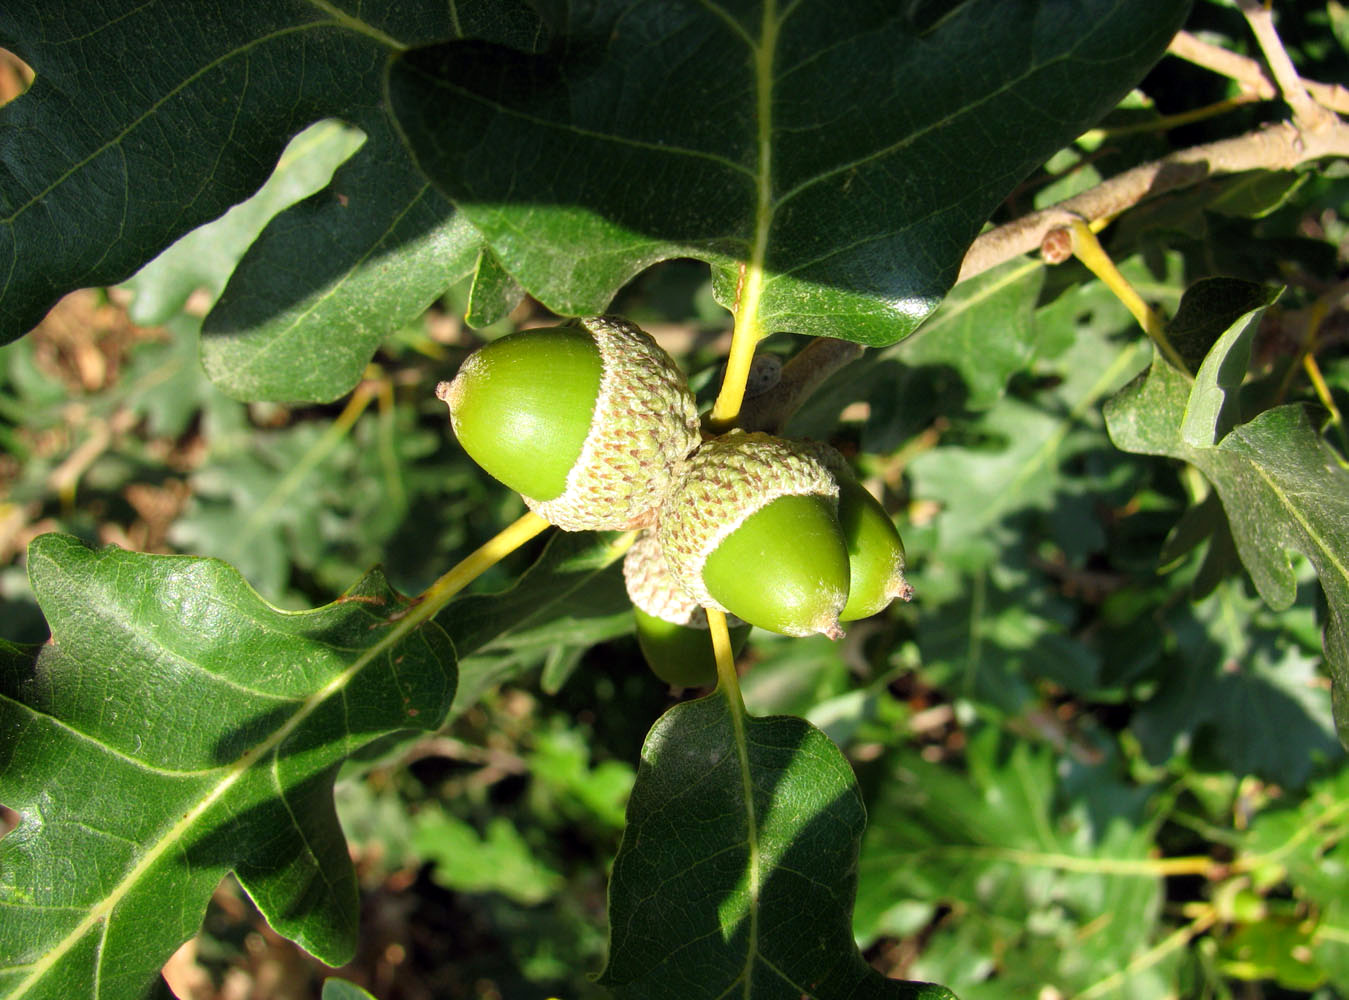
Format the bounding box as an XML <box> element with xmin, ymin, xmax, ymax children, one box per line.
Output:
<box><xmin>1068</xmin><ymin>218</ymin><xmax>1189</xmax><ymax>374</ymax></box>
<box><xmin>707</xmin><ymin>608</ymin><xmax>741</xmax><ymax>697</ymax></box>
<box><xmin>1304</xmin><ymin>353</ymin><xmax>1349</xmax><ymax>457</ymax></box>
<box><xmin>710</xmin><ymin>269</ymin><xmax>768</xmax><ymax>430</ymax></box>
<box><xmin>399</xmin><ymin>511</ymin><xmax>551</xmax><ymax>627</ymax></box>
<box><xmin>1276</xmin><ymin>299</ymin><xmax>1328</xmax><ymax>403</ymax></box>
<box><xmin>1081</xmin><ymin>94</ymin><xmax>1255</xmax><ymax>142</ymax></box>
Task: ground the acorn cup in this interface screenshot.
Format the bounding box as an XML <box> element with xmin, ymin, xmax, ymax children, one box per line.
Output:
<box><xmin>623</xmin><ymin>530</ymin><xmax>750</xmax><ymax>687</ymax></box>
<box><xmin>802</xmin><ymin>442</ymin><xmax>913</xmax><ymax>621</ymax></box>
<box><xmin>436</xmin><ymin>316</ymin><xmax>701</xmax><ymax>531</ymax></box>
<box><xmin>657</xmin><ymin>431</ymin><xmax>851</xmax><ymax>639</ymax></box>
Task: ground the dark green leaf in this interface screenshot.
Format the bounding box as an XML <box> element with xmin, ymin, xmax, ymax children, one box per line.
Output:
<box><xmin>466</xmin><ymin>248</ymin><xmax>528</xmax><ymax>329</ymax></box>
<box><xmin>1164</xmin><ymin>276</ymin><xmax>1278</xmax><ymax>378</ymax></box>
<box><xmin>600</xmin><ymin>695</ymin><xmax>955</xmax><ymax>999</ymax></box>
<box><xmin>120</xmin><ymin>120</ymin><xmax>366</xmax><ymax>327</ymax></box>
<box><xmin>0</xmin><ymin>1</ymin><xmax>545</xmax><ymax>402</ymax></box>
<box><xmin>1105</xmin><ymin>357</ymin><xmax>1349</xmax><ymax>747</ymax></box>
<box><xmin>896</xmin><ymin>257</ymin><xmax>1045</xmax><ymax>410</ymax></box>
<box><xmin>1179</xmin><ymin>282</ymin><xmax>1281</xmax><ymax>447</ymax></box>
<box><xmin>0</xmin><ymin>3</ymin><xmax>432</xmax><ymax>340</ymax></box>
<box><xmin>386</xmin><ymin>0</ymin><xmax>1188</xmax><ymax>344</ymax></box>
<box><xmin>0</xmin><ymin>534</ymin><xmax>456</xmax><ymax>1000</ymax></box>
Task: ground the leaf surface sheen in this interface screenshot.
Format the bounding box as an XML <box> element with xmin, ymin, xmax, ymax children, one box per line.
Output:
<box><xmin>387</xmin><ymin>0</ymin><xmax>1189</xmax><ymax>344</ymax></box>
<box><xmin>601</xmin><ymin>693</ymin><xmax>955</xmax><ymax>999</ymax></box>
<box><xmin>0</xmin><ymin>535</ymin><xmax>457</xmax><ymax>1000</ymax></box>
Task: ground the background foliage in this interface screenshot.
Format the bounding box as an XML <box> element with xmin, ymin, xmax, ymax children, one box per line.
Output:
<box><xmin>3</xmin><ymin>1</ymin><xmax>1349</xmax><ymax>999</ymax></box>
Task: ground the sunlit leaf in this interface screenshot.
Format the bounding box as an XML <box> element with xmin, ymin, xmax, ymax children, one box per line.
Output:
<box><xmin>386</xmin><ymin>0</ymin><xmax>1188</xmax><ymax>344</ymax></box>
<box><xmin>0</xmin><ymin>535</ymin><xmax>456</xmax><ymax>1000</ymax></box>
<box><xmin>600</xmin><ymin>694</ymin><xmax>956</xmax><ymax>999</ymax></box>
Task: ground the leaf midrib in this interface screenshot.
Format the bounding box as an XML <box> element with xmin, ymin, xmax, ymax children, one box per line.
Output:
<box><xmin>2</xmin><ymin>0</ymin><xmax>405</xmax><ymax>235</ymax></box>
<box><xmin>6</xmin><ymin>602</ymin><xmax>425</xmax><ymax>999</ymax></box>
<box><xmin>1232</xmin><ymin>445</ymin><xmax>1349</xmax><ymax>595</ymax></box>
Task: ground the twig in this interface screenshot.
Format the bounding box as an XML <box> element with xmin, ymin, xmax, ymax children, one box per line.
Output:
<box><xmin>1237</xmin><ymin>0</ymin><xmax>1338</xmax><ymax>133</ymax></box>
<box><xmin>1167</xmin><ymin>31</ymin><xmax>1349</xmax><ymax>114</ymax></box>
<box><xmin>958</xmin><ymin>119</ymin><xmax>1349</xmax><ymax>284</ymax></box>
<box><xmin>736</xmin><ymin>337</ymin><xmax>864</xmax><ymax>434</ymax></box>
<box><xmin>1066</xmin><ymin>218</ymin><xmax>1188</xmax><ymax>372</ymax></box>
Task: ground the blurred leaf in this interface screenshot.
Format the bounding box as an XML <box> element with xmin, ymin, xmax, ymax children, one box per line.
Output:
<box><xmin>334</xmin><ymin>779</ymin><xmax>421</xmax><ymax>882</ymax></box>
<box><xmin>120</xmin><ymin>120</ymin><xmax>366</xmax><ymax>326</ymax></box>
<box><xmin>527</xmin><ymin>723</ymin><xmax>634</xmax><ymax>833</ymax></box>
<box><xmin>0</xmin><ymin>534</ymin><xmax>456</xmax><ymax>1000</ymax></box>
<box><xmin>599</xmin><ymin>694</ymin><xmax>955</xmax><ymax>999</ymax></box>
<box><xmin>1205</xmin><ymin>170</ymin><xmax>1310</xmax><ymax>220</ymax></box>
<box><xmin>915</xmin><ymin>559</ymin><xmax>1101</xmax><ymax>713</ymax></box>
<box><xmin>1131</xmin><ymin>578</ymin><xmax>1341</xmax><ymax>787</ymax></box>
<box><xmin>1239</xmin><ymin>766</ymin><xmax>1349</xmax><ymax>987</ymax></box>
<box><xmin>412</xmin><ymin>811</ymin><xmax>564</xmax><ymax>905</ymax></box>
<box><xmin>386</xmin><ymin>0</ymin><xmax>1187</xmax><ymax>344</ymax></box>
<box><xmin>446</xmin><ymin>530</ymin><xmax>635</xmax><ymax>714</ymax></box>
<box><xmin>1105</xmin><ymin>356</ymin><xmax>1349</xmax><ymax>748</ymax></box>
<box><xmin>857</xmin><ymin>729</ymin><xmax>1167</xmax><ymax>999</ymax></box>
<box><xmin>896</xmin><ymin>258</ymin><xmax>1045</xmax><ymax>410</ymax></box>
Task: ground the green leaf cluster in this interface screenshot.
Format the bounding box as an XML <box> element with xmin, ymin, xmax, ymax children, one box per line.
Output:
<box><xmin>5</xmin><ymin>2</ymin><xmax>1349</xmax><ymax>1000</ymax></box>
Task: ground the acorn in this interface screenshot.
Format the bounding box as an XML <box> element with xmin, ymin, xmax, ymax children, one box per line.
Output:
<box><xmin>623</xmin><ymin>530</ymin><xmax>750</xmax><ymax>687</ymax></box>
<box><xmin>657</xmin><ymin>431</ymin><xmax>850</xmax><ymax>639</ymax></box>
<box><xmin>436</xmin><ymin>316</ymin><xmax>700</xmax><ymax>531</ymax></box>
<box><xmin>799</xmin><ymin>443</ymin><xmax>912</xmax><ymax>621</ymax></box>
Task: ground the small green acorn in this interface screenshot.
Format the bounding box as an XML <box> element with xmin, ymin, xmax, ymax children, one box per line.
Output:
<box><xmin>624</xmin><ymin>530</ymin><xmax>749</xmax><ymax>687</ymax></box>
<box><xmin>802</xmin><ymin>443</ymin><xmax>912</xmax><ymax>621</ymax></box>
<box><xmin>657</xmin><ymin>431</ymin><xmax>850</xmax><ymax>639</ymax></box>
<box><xmin>437</xmin><ymin>316</ymin><xmax>700</xmax><ymax>531</ymax></box>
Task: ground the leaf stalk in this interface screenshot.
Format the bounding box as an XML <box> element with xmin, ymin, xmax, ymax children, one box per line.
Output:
<box><xmin>408</xmin><ymin>510</ymin><xmax>551</xmax><ymax>626</ymax></box>
<box><xmin>1067</xmin><ymin>218</ymin><xmax>1189</xmax><ymax>373</ymax></box>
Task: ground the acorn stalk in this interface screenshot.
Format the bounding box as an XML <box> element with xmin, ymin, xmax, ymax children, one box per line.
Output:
<box><xmin>623</xmin><ymin>529</ymin><xmax>749</xmax><ymax>687</ymax></box>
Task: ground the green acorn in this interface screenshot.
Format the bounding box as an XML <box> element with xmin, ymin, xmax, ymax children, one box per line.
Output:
<box><xmin>657</xmin><ymin>431</ymin><xmax>850</xmax><ymax>639</ymax></box>
<box><xmin>623</xmin><ymin>530</ymin><xmax>750</xmax><ymax>687</ymax></box>
<box><xmin>802</xmin><ymin>443</ymin><xmax>913</xmax><ymax>621</ymax></box>
<box><xmin>436</xmin><ymin>316</ymin><xmax>700</xmax><ymax>531</ymax></box>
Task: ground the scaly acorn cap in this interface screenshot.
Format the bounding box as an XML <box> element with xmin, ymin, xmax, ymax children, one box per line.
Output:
<box><xmin>624</xmin><ymin>530</ymin><xmax>749</xmax><ymax>687</ymax></box>
<box><xmin>799</xmin><ymin>442</ymin><xmax>913</xmax><ymax>621</ymax></box>
<box><xmin>623</xmin><ymin>529</ymin><xmax>746</xmax><ymax>630</ymax></box>
<box><xmin>657</xmin><ymin>431</ymin><xmax>850</xmax><ymax>639</ymax></box>
<box><xmin>437</xmin><ymin>316</ymin><xmax>700</xmax><ymax>531</ymax></box>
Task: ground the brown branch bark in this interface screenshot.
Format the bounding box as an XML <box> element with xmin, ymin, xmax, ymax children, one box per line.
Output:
<box><xmin>736</xmin><ymin>337</ymin><xmax>864</xmax><ymax>434</ymax></box>
<box><xmin>1167</xmin><ymin>31</ymin><xmax>1349</xmax><ymax>114</ymax></box>
<box><xmin>1237</xmin><ymin>0</ymin><xmax>1338</xmax><ymax>132</ymax></box>
<box><xmin>958</xmin><ymin>119</ymin><xmax>1349</xmax><ymax>284</ymax></box>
